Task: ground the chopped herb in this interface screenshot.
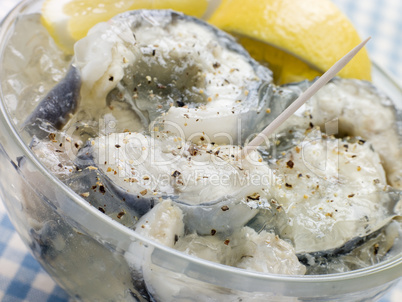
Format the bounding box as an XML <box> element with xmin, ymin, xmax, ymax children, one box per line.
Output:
<box><xmin>172</xmin><ymin>170</ymin><xmax>181</xmax><ymax>177</ymax></box>
<box><xmin>373</xmin><ymin>243</ymin><xmax>379</xmax><ymax>255</ymax></box>
<box><xmin>48</xmin><ymin>133</ymin><xmax>56</xmax><ymax>140</ymax></box>
<box><xmin>99</xmin><ymin>185</ymin><xmax>106</xmax><ymax>194</ymax></box>
<box><xmin>188</xmin><ymin>145</ymin><xmax>198</xmax><ymax>156</ymax></box>
<box><xmin>286</xmin><ymin>160</ymin><xmax>294</xmax><ymax>168</ymax></box>
<box><xmin>80</xmin><ymin>192</ymin><xmax>89</xmax><ymax>198</ymax></box>
<box><xmin>247</xmin><ymin>193</ymin><xmax>260</xmax><ymax>200</ymax></box>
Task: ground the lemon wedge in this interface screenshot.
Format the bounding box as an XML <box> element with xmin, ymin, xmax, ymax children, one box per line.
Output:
<box><xmin>208</xmin><ymin>0</ymin><xmax>371</xmax><ymax>84</ymax></box>
<box><xmin>41</xmin><ymin>0</ymin><xmax>209</xmax><ymax>54</ymax></box>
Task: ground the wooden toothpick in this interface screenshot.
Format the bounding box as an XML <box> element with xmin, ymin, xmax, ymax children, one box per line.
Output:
<box><xmin>242</xmin><ymin>37</ymin><xmax>371</xmax><ymax>158</ymax></box>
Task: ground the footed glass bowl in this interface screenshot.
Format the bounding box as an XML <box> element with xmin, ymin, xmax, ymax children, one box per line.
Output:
<box><xmin>0</xmin><ymin>0</ymin><xmax>402</xmax><ymax>301</ymax></box>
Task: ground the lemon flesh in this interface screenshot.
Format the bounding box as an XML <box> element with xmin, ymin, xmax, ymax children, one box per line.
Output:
<box><xmin>237</xmin><ymin>36</ymin><xmax>322</xmax><ymax>85</ymax></box>
<box><xmin>208</xmin><ymin>0</ymin><xmax>371</xmax><ymax>84</ymax></box>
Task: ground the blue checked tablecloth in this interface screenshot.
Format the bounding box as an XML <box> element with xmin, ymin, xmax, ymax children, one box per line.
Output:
<box><xmin>0</xmin><ymin>0</ymin><xmax>402</xmax><ymax>301</ymax></box>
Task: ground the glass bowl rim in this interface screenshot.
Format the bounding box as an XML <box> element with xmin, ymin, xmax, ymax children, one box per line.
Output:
<box><xmin>1</xmin><ymin>0</ymin><xmax>402</xmax><ymax>296</ymax></box>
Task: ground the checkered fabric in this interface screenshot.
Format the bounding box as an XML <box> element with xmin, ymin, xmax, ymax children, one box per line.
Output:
<box><xmin>0</xmin><ymin>0</ymin><xmax>401</xmax><ymax>301</ymax></box>
<box><xmin>0</xmin><ymin>202</ymin><xmax>70</xmax><ymax>301</ymax></box>
<box><xmin>334</xmin><ymin>0</ymin><xmax>402</xmax><ymax>87</ymax></box>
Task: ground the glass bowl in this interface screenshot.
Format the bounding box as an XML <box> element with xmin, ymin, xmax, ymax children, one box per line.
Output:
<box><xmin>0</xmin><ymin>0</ymin><xmax>402</xmax><ymax>301</ymax></box>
